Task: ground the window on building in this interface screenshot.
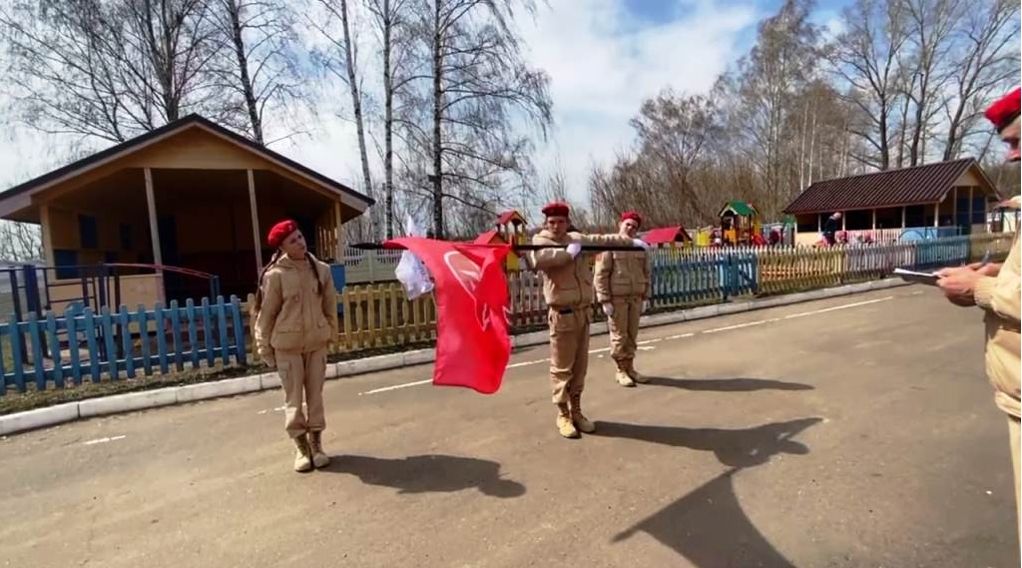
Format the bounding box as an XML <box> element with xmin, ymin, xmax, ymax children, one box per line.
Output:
<box><xmin>79</xmin><ymin>215</ymin><xmax>98</xmax><ymax>249</ymax></box>
<box><xmin>53</xmin><ymin>249</ymin><xmax>79</xmax><ymax>279</ymax></box>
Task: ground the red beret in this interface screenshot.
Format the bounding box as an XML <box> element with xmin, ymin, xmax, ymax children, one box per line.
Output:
<box><xmin>984</xmin><ymin>88</ymin><xmax>1021</xmax><ymax>132</ymax></box>
<box><xmin>267</xmin><ymin>219</ymin><xmax>298</xmax><ymax>249</ymax></box>
<box><xmin>620</xmin><ymin>211</ymin><xmax>642</xmax><ymax>225</ymax></box>
<box><xmin>541</xmin><ymin>201</ymin><xmax>570</xmax><ymax>218</ymax></box>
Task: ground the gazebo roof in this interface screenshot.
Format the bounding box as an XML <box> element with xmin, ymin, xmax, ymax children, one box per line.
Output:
<box><xmin>0</xmin><ymin>114</ymin><xmax>373</xmax><ymax>222</ymax></box>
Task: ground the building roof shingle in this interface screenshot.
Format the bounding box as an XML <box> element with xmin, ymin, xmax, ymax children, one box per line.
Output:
<box><xmin>783</xmin><ymin>158</ymin><xmax>997</xmax><ymax>215</ymax></box>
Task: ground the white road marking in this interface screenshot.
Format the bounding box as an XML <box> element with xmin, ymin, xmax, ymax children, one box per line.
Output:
<box><xmin>361</xmin><ymin>379</ymin><xmax>433</xmax><ymax>395</ymax></box>
<box><xmin>359</xmin><ymin>295</ymin><xmax>897</xmax><ymax>396</ymax></box>
<box><xmin>783</xmin><ymin>296</ymin><xmax>893</xmax><ymax>320</ymax></box>
<box><xmin>507</xmin><ymin>358</ymin><xmax>549</xmax><ymax>369</ymax></box>
<box><xmin>83</xmin><ymin>435</ymin><xmax>126</xmax><ymax>446</ymax></box>
<box><xmin>702</xmin><ymin>319</ymin><xmax>774</xmax><ymax>334</ymax></box>
<box><xmin>360</xmin><ymin>358</ymin><xmax>550</xmax><ymax>396</ymax></box>
<box><xmin>257</xmin><ymin>405</ymin><xmax>286</xmax><ymax>415</ymax></box>
<box><xmin>636</xmin><ymin>346</ymin><xmax>656</xmax><ymax>351</ymax></box>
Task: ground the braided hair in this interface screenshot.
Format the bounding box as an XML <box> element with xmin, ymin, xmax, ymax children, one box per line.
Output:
<box><xmin>251</xmin><ymin>250</ymin><xmax>282</xmax><ymax>319</ymax></box>
<box><xmin>305</xmin><ymin>251</ymin><xmax>325</xmax><ymax>296</ymax></box>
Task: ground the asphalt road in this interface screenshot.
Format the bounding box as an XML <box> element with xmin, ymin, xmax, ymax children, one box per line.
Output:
<box><xmin>1</xmin><ymin>287</ymin><xmax>1018</xmax><ymax>568</ymax></box>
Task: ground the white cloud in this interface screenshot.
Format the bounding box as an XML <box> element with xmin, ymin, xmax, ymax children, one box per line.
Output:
<box><xmin>0</xmin><ymin>0</ymin><xmax>760</xmax><ymax>220</ymax></box>
<box><xmin>518</xmin><ymin>0</ymin><xmax>759</xmax><ymax>206</ymax></box>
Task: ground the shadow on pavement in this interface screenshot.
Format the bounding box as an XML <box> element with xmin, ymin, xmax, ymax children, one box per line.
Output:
<box><xmin>645</xmin><ymin>377</ymin><xmax>813</xmax><ymax>392</ymax></box>
<box><xmin>595</xmin><ymin>417</ymin><xmax>823</xmax><ymax>469</ymax></box>
<box><xmin>604</xmin><ymin>417</ymin><xmax>823</xmax><ymax>567</ymax></box>
<box><xmin>321</xmin><ymin>454</ymin><xmax>526</xmax><ymax>498</ymax></box>
<box><xmin>613</xmin><ymin>468</ymin><xmax>796</xmax><ymax>568</ymax></box>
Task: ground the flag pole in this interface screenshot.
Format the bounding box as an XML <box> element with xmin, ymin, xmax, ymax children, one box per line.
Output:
<box><xmin>350</xmin><ymin>242</ymin><xmax>647</xmax><ymax>252</ymax></box>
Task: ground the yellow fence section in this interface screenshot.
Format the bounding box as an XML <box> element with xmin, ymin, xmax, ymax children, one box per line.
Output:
<box><xmin>969</xmin><ymin>231</ymin><xmax>1015</xmax><ymax>261</ymax></box>
<box><xmin>335</xmin><ymin>282</ymin><xmax>437</xmax><ymax>351</ymax></box>
<box><xmin>243</xmin><ymin>282</ymin><xmax>437</xmax><ymax>357</ymax></box>
<box><xmin>757</xmin><ymin>247</ymin><xmax>845</xmax><ymax>295</ymax></box>
<box><xmin>507</xmin><ymin>270</ymin><xmax>548</xmax><ymax>330</ymax></box>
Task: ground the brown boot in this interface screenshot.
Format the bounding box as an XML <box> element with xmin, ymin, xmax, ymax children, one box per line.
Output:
<box><xmin>556</xmin><ymin>403</ymin><xmax>579</xmax><ymax>438</ymax></box>
<box><xmin>569</xmin><ymin>392</ymin><xmax>596</xmax><ymax>434</ymax></box>
<box><xmin>628</xmin><ymin>363</ymin><xmax>649</xmax><ymax>384</ymax></box>
<box><xmin>308</xmin><ymin>431</ymin><xmax>330</xmax><ymax>468</ymax></box>
<box><xmin>292</xmin><ymin>434</ymin><xmax>313</xmax><ymax>472</ymax></box>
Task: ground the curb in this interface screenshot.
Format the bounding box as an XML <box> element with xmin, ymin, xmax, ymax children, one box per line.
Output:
<box><xmin>0</xmin><ymin>278</ymin><xmax>911</xmax><ymax>436</ymax></box>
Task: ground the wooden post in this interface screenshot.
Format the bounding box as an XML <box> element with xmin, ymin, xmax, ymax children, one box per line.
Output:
<box><xmin>968</xmin><ymin>187</ymin><xmax>975</xmax><ymax>233</ymax></box>
<box><xmin>933</xmin><ymin>203</ymin><xmax>939</xmax><ymax>227</ymax></box>
<box><xmin>901</xmin><ymin>206</ymin><xmax>907</xmax><ymax>229</ymax></box>
<box><xmin>39</xmin><ymin>204</ymin><xmax>55</xmax><ymax>266</ymax></box>
<box><xmin>247</xmin><ymin>169</ymin><xmax>262</xmax><ymax>276</ymax></box>
<box><xmin>841</xmin><ymin>213</ymin><xmax>846</xmax><ymax>231</ymax></box>
<box><xmin>334</xmin><ymin>201</ymin><xmax>345</xmax><ymax>261</ymax></box>
<box><xmin>871</xmin><ymin>209</ymin><xmax>877</xmax><ymax>230</ymax></box>
<box><xmin>952</xmin><ymin>187</ymin><xmax>958</xmax><ymax>231</ymax></box>
<box><xmin>144</xmin><ymin>168</ymin><xmax>162</xmax><ymax>266</ymax></box>
<box><xmin>817</xmin><ymin>214</ymin><xmax>821</xmax><ymax>232</ymax></box>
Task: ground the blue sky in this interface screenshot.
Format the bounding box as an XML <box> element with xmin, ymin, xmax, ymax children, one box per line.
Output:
<box><xmin>623</xmin><ymin>0</ymin><xmax>853</xmax><ymax>52</ymax></box>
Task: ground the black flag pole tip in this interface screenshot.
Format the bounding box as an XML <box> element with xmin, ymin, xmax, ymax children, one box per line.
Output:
<box><xmin>352</xmin><ymin>241</ymin><xmax>645</xmax><ymax>252</ymax></box>
<box><xmin>350</xmin><ymin>242</ymin><xmax>389</xmax><ymax>250</ymax></box>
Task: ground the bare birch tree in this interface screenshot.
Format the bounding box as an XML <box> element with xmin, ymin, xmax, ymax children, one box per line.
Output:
<box><xmin>309</xmin><ymin>0</ymin><xmax>378</xmax><ymax>239</ymax></box>
<box><xmin>366</xmin><ymin>0</ymin><xmax>417</xmax><ymax>238</ymax></box>
<box><xmin>409</xmin><ymin>0</ymin><xmax>552</xmax><ymax>238</ymax></box>
<box><xmin>208</xmin><ymin>0</ymin><xmax>307</xmax><ymax>145</ymax></box>
<box><xmin>0</xmin><ymin>0</ymin><xmax>226</xmax><ymax>143</ymax></box>
<box><xmin>940</xmin><ymin>0</ymin><xmax>1020</xmax><ymax>160</ymax></box>
<box><xmin>0</xmin><ymin>222</ymin><xmax>42</xmax><ymax>263</ymax></box>
<box><xmin>900</xmin><ymin>0</ymin><xmax>962</xmax><ymax>165</ymax></box>
<box><xmin>829</xmin><ymin>0</ymin><xmax>909</xmax><ymax>170</ymax></box>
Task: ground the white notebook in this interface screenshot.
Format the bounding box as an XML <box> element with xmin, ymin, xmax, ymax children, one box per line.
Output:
<box><xmin>893</xmin><ymin>268</ymin><xmax>940</xmax><ymax>285</ymax></box>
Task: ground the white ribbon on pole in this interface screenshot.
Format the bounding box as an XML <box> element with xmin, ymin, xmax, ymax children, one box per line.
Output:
<box><xmin>394</xmin><ymin>214</ymin><xmax>435</xmax><ymax>300</ymax></box>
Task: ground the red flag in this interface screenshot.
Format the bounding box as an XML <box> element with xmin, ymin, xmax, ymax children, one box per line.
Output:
<box><xmin>386</xmin><ymin>237</ymin><xmax>513</xmax><ymax>394</ymax></box>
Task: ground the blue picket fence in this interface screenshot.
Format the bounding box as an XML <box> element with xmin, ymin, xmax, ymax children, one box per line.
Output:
<box><xmin>646</xmin><ymin>233</ymin><xmax>1005</xmax><ymax>308</ymax></box>
<box><xmin>913</xmin><ymin>235</ymin><xmax>970</xmax><ymax>268</ymax></box>
<box><xmin>650</xmin><ymin>251</ymin><xmax>758</xmax><ymax>307</ymax></box>
<box><xmin>0</xmin><ymin>296</ymin><xmax>247</xmax><ymax>396</ymax></box>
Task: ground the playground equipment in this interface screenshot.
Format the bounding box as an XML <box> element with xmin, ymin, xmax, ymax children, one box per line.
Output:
<box><xmin>718</xmin><ymin>201</ymin><xmax>762</xmax><ymax>246</ymax></box>
<box><xmin>474</xmin><ymin>210</ymin><xmax>528</xmax><ymax>270</ymax></box>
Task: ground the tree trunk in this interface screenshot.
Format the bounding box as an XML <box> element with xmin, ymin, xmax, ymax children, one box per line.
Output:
<box><xmin>943</xmin><ymin>99</ymin><xmax>966</xmax><ymax>161</ymax></box>
<box><xmin>227</xmin><ymin>0</ymin><xmax>264</xmax><ymax>144</ymax></box>
<box><xmin>878</xmin><ymin>105</ymin><xmax>890</xmax><ymax>170</ymax></box>
<box><xmin>340</xmin><ymin>0</ymin><xmax>375</xmax><ymax>235</ymax></box>
<box><xmin>431</xmin><ymin>1</ymin><xmax>444</xmax><ymax>239</ymax></box>
<box><xmin>799</xmin><ymin>100</ymin><xmax>809</xmax><ymax>189</ymax></box>
<box><xmin>807</xmin><ymin>106</ymin><xmax>817</xmax><ymax>184</ymax></box>
<box><xmin>909</xmin><ymin>80</ymin><xmax>927</xmax><ymax>166</ymax></box>
<box><xmin>382</xmin><ymin>0</ymin><xmax>395</xmax><ymax>238</ymax></box>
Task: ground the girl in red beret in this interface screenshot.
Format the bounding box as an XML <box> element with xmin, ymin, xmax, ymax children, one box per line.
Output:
<box><xmin>253</xmin><ymin>220</ymin><xmax>338</xmax><ymax>472</ymax></box>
